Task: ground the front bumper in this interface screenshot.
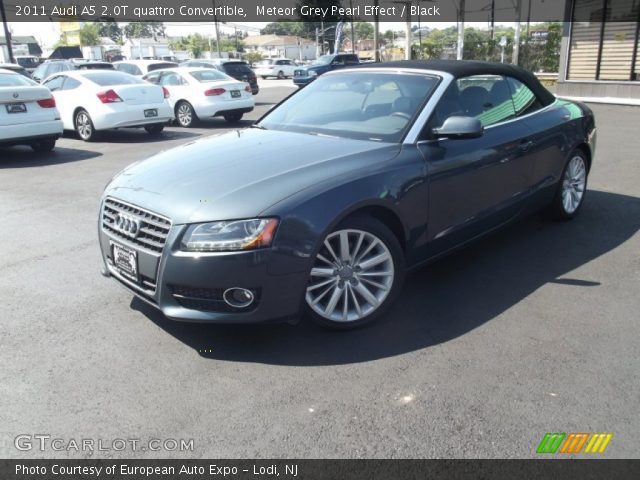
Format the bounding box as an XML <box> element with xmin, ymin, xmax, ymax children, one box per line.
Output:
<box><xmin>98</xmin><ymin>201</ymin><xmax>308</xmax><ymax>324</ymax></box>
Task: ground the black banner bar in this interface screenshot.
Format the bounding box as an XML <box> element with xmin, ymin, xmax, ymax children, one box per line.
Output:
<box><xmin>3</xmin><ymin>0</ymin><xmax>576</xmax><ymax>23</ymax></box>
<box><xmin>2</xmin><ymin>459</ymin><xmax>640</xmax><ymax>480</ymax></box>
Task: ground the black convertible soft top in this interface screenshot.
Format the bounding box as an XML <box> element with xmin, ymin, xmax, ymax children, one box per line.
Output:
<box><xmin>356</xmin><ymin>60</ymin><xmax>556</xmax><ymax>107</ymax></box>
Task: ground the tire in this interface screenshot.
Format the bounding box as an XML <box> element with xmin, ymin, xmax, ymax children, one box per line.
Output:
<box><xmin>144</xmin><ymin>123</ymin><xmax>165</xmax><ymax>135</ymax></box>
<box><xmin>175</xmin><ymin>101</ymin><xmax>197</xmax><ymax>128</ymax></box>
<box><xmin>223</xmin><ymin>112</ymin><xmax>243</xmax><ymax>123</ymax></box>
<box><xmin>277</xmin><ymin>70</ymin><xmax>285</xmax><ymax>79</ymax></box>
<box><xmin>305</xmin><ymin>216</ymin><xmax>405</xmax><ymax>329</ymax></box>
<box><xmin>75</xmin><ymin>109</ymin><xmax>97</xmax><ymax>142</ymax></box>
<box><xmin>30</xmin><ymin>138</ymin><xmax>56</xmax><ymax>152</ymax></box>
<box><xmin>546</xmin><ymin>150</ymin><xmax>589</xmax><ymax>220</ymax></box>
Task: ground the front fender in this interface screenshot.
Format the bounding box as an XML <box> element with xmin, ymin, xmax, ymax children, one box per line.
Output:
<box><xmin>262</xmin><ymin>147</ymin><xmax>428</xmax><ymax>276</ymax></box>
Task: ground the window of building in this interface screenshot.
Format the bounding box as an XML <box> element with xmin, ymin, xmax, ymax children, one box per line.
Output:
<box><xmin>568</xmin><ymin>0</ymin><xmax>640</xmax><ymax>81</ymax></box>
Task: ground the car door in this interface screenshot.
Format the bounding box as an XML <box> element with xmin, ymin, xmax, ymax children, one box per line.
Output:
<box><xmin>505</xmin><ymin>77</ymin><xmax>568</xmax><ymax>203</ymax></box>
<box><xmin>283</xmin><ymin>60</ymin><xmax>296</xmax><ymax>77</ymax></box>
<box><xmin>158</xmin><ymin>71</ymin><xmax>188</xmax><ymax>110</ymax></box>
<box><xmin>42</xmin><ymin>74</ymin><xmax>74</xmax><ymax>129</ymax></box>
<box><xmin>417</xmin><ymin>75</ymin><xmax>537</xmax><ymax>255</ymax></box>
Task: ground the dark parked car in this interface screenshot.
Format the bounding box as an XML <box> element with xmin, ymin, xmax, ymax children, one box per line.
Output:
<box><xmin>14</xmin><ymin>55</ymin><xmax>41</xmax><ymax>74</ymax></box>
<box><xmin>182</xmin><ymin>59</ymin><xmax>259</xmax><ymax>95</ymax></box>
<box><xmin>293</xmin><ymin>53</ymin><xmax>360</xmax><ymax>87</ymax></box>
<box><xmin>0</xmin><ymin>62</ymin><xmax>30</xmax><ymax>77</ymax></box>
<box><xmin>99</xmin><ymin>60</ymin><xmax>596</xmax><ymax>329</ymax></box>
<box><xmin>31</xmin><ymin>60</ymin><xmax>114</xmax><ymax>83</ymax></box>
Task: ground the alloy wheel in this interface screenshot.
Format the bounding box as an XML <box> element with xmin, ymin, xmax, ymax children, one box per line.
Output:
<box><xmin>306</xmin><ymin>229</ymin><xmax>395</xmax><ymax>323</ymax></box>
<box><xmin>177</xmin><ymin>103</ymin><xmax>193</xmax><ymax>127</ymax></box>
<box><xmin>76</xmin><ymin>112</ymin><xmax>92</xmax><ymax>140</ymax></box>
<box><xmin>561</xmin><ymin>155</ymin><xmax>587</xmax><ymax>214</ymax></box>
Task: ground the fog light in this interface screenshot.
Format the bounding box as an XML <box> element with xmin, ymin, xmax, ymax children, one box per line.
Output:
<box><xmin>223</xmin><ymin>288</ymin><xmax>255</xmax><ymax>308</ymax></box>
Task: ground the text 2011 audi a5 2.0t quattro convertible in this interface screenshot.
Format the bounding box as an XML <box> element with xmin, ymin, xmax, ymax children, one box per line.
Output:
<box><xmin>99</xmin><ymin>60</ymin><xmax>596</xmax><ymax>329</ymax></box>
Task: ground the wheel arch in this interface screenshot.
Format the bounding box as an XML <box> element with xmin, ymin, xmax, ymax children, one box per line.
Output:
<box><xmin>574</xmin><ymin>142</ymin><xmax>592</xmax><ymax>172</ymax></box>
<box><xmin>336</xmin><ymin>204</ymin><xmax>408</xmax><ymax>252</ymax></box>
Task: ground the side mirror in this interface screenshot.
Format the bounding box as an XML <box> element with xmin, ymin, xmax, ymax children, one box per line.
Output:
<box><xmin>432</xmin><ymin>116</ymin><xmax>484</xmax><ymax>139</ymax></box>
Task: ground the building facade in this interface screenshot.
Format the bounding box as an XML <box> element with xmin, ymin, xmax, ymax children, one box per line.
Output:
<box><xmin>558</xmin><ymin>0</ymin><xmax>640</xmax><ymax>100</ymax></box>
<box><xmin>243</xmin><ymin>35</ymin><xmax>316</xmax><ymax>61</ymax></box>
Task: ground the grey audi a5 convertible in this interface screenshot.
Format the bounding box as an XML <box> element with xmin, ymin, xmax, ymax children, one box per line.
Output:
<box><xmin>99</xmin><ymin>60</ymin><xmax>596</xmax><ymax>329</ymax></box>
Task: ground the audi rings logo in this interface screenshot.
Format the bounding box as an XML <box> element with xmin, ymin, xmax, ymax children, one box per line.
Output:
<box><xmin>113</xmin><ymin>213</ymin><xmax>141</xmax><ymax>238</ymax></box>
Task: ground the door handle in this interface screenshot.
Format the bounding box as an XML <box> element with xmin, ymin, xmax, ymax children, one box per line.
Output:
<box><xmin>519</xmin><ymin>139</ymin><xmax>534</xmax><ymax>152</ymax></box>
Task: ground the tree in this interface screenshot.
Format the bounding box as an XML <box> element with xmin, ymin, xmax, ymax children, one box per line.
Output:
<box><xmin>354</xmin><ymin>22</ymin><xmax>374</xmax><ymax>41</ymax></box>
<box><xmin>97</xmin><ymin>18</ymin><xmax>123</xmax><ymax>44</ymax></box>
<box><xmin>244</xmin><ymin>51</ymin><xmax>263</xmax><ymax>65</ymax></box>
<box><xmin>79</xmin><ymin>23</ymin><xmax>100</xmax><ymax>46</ymax></box>
<box><xmin>261</xmin><ymin>22</ymin><xmax>307</xmax><ymax>38</ymax></box>
<box><xmin>123</xmin><ymin>22</ymin><xmax>166</xmax><ymax>40</ymax></box>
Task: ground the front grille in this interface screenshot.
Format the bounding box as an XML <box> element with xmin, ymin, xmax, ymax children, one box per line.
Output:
<box><xmin>170</xmin><ymin>285</ymin><xmax>260</xmax><ymax>313</ymax></box>
<box><xmin>102</xmin><ymin>197</ymin><xmax>171</xmax><ymax>254</ymax></box>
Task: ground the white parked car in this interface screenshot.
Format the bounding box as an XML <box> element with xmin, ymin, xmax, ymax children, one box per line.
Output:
<box><xmin>0</xmin><ymin>69</ymin><xmax>63</xmax><ymax>152</ymax></box>
<box><xmin>113</xmin><ymin>60</ymin><xmax>178</xmax><ymax>77</ymax></box>
<box><xmin>254</xmin><ymin>58</ymin><xmax>297</xmax><ymax>79</ymax></box>
<box><xmin>142</xmin><ymin>67</ymin><xmax>254</xmax><ymax>127</ymax></box>
<box><xmin>42</xmin><ymin>70</ymin><xmax>173</xmax><ymax>141</ymax></box>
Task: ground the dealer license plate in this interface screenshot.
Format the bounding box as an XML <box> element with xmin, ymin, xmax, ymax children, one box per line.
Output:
<box><xmin>111</xmin><ymin>241</ymin><xmax>138</xmax><ymax>282</ymax></box>
<box><xmin>144</xmin><ymin>109</ymin><xmax>158</xmax><ymax>118</ymax></box>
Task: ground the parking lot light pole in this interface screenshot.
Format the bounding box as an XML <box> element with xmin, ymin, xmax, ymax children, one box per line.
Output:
<box><xmin>0</xmin><ymin>0</ymin><xmax>15</xmax><ymax>63</ymax></box>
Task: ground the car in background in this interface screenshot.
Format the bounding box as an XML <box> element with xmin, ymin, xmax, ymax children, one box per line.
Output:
<box><xmin>142</xmin><ymin>67</ymin><xmax>254</xmax><ymax>127</ymax></box>
<box><xmin>42</xmin><ymin>70</ymin><xmax>172</xmax><ymax>141</ymax></box>
<box><xmin>31</xmin><ymin>60</ymin><xmax>114</xmax><ymax>83</ymax></box>
<box><xmin>254</xmin><ymin>58</ymin><xmax>297</xmax><ymax>79</ymax></box>
<box><xmin>293</xmin><ymin>53</ymin><xmax>360</xmax><ymax>87</ymax></box>
<box><xmin>113</xmin><ymin>60</ymin><xmax>178</xmax><ymax>77</ymax></box>
<box><xmin>0</xmin><ymin>69</ymin><xmax>62</xmax><ymax>152</ymax></box>
<box><xmin>181</xmin><ymin>59</ymin><xmax>259</xmax><ymax>95</ymax></box>
<box><xmin>99</xmin><ymin>60</ymin><xmax>596</xmax><ymax>329</ymax></box>
<box><xmin>14</xmin><ymin>55</ymin><xmax>42</xmax><ymax>75</ymax></box>
<box><xmin>0</xmin><ymin>63</ymin><xmax>31</xmax><ymax>77</ymax></box>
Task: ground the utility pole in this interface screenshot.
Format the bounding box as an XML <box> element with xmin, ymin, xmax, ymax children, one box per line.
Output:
<box><xmin>513</xmin><ymin>0</ymin><xmax>522</xmax><ymax>65</ymax></box>
<box><xmin>349</xmin><ymin>0</ymin><xmax>355</xmax><ymax>54</ymax></box>
<box><xmin>373</xmin><ymin>0</ymin><xmax>380</xmax><ymax>62</ymax></box>
<box><xmin>457</xmin><ymin>0</ymin><xmax>465</xmax><ymax>60</ymax></box>
<box><xmin>212</xmin><ymin>0</ymin><xmax>221</xmax><ymax>57</ymax></box>
<box><xmin>0</xmin><ymin>0</ymin><xmax>15</xmax><ymax>63</ymax></box>
<box><xmin>490</xmin><ymin>0</ymin><xmax>495</xmax><ymax>40</ymax></box>
<box><xmin>392</xmin><ymin>1</ymin><xmax>412</xmax><ymax>60</ymax></box>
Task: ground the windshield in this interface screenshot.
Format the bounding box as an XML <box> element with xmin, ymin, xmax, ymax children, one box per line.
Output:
<box><xmin>259</xmin><ymin>72</ymin><xmax>439</xmax><ymax>143</ymax></box>
<box><xmin>312</xmin><ymin>55</ymin><xmax>333</xmax><ymax>66</ymax></box>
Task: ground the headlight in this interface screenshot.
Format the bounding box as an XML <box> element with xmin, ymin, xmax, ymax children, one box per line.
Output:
<box><xmin>308</xmin><ymin>70</ymin><xmax>318</xmax><ymax>77</ymax></box>
<box><xmin>181</xmin><ymin>218</ymin><xmax>278</xmax><ymax>252</ymax></box>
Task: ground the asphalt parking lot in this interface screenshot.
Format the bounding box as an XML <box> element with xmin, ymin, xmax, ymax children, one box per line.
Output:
<box><xmin>1</xmin><ymin>80</ymin><xmax>639</xmax><ymax>458</ymax></box>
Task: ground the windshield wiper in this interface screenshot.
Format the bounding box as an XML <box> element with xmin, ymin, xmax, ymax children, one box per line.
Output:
<box><xmin>250</xmin><ymin>124</ymin><xmax>267</xmax><ymax>130</ymax></box>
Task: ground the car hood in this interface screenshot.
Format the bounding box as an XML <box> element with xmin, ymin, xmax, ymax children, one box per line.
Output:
<box><xmin>104</xmin><ymin>128</ymin><xmax>400</xmax><ymax>225</ymax></box>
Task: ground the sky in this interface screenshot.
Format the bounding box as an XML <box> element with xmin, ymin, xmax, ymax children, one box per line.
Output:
<box><xmin>10</xmin><ymin>21</ymin><xmax>477</xmax><ymax>49</ymax></box>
